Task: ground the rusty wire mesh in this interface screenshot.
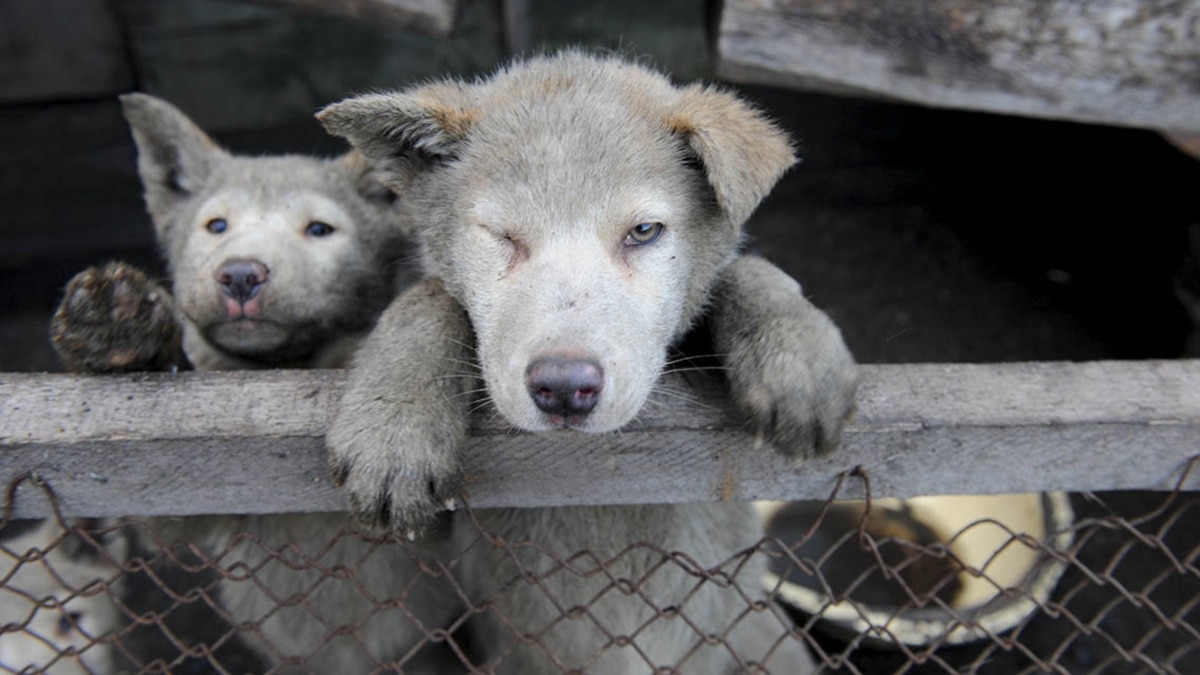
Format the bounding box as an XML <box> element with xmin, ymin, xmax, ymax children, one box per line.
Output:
<box><xmin>1</xmin><ymin>461</ymin><xmax>1197</xmax><ymax>674</ymax></box>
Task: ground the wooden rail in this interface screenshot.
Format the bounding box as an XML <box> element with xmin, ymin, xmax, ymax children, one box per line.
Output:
<box><xmin>717</xmin><ymin>0</ymin><xmax>1200</xmax><ymax>134</ymax></box>
<box><xmin>1</xmin><ymin>361</ymin><xmax>1197</xmax><ymax>519</ymax></box>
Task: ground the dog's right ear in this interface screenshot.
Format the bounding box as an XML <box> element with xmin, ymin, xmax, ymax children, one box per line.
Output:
<box><xmin>119</xmin><ymin>93</ymin><xmax>227</xmax><ymax>231</ymax></box>
<box><xmin>668</xmin><ymin>85</ymin><xmax>796</xmax><ymax>230</ymax></box>
<box><xmin>316</xmin><ymin>82</ymin><xmax>476</xmax><ymax>191</ymax></box>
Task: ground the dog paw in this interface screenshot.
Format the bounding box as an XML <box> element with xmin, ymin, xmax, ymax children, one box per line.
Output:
<box><xmin>328</xmin><ymin>416</ymin><xmax>464</xmax><ymax>538</ymax></box>
<box><xmin>326</xmin><ymin>279</ymin><xmax>474</xmax><ymax>537</ymax></box>
<box><xmin>50</xmin><ymin>262</ymin><xmax>187</xmax><ymax>373</ymax></box>
<box><xmin>728</xmin><ymin>312</ymin><xmax>858</xmax><ymax>458</ymax></box>
<box><xmin>713</xmin><ymin>256</ymin><xmax>858</xmax><ymax>458</ymax></box>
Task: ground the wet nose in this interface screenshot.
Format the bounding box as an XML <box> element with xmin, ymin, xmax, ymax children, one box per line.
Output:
<box><xmin>526</xmin><ymin>356</ymin><xmax>604</xmax><ymax>417</ymax></box>
<box><xmin>216</xmin><ymin>259</ymin><xmax>269</xmax><ymax>303</ymax></box>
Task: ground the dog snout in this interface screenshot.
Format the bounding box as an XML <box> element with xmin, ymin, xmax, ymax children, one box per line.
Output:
<box><xmin>525</xmin><ymin>356</ymin><xmax>604</xmax><ymax>417</ymax></box>
<box><xmin>216</xmin><ymin>259</ymin><xmax>269</xmax><ymax>303</ymax></box>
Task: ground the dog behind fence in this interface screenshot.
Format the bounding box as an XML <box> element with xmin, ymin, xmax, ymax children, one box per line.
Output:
<box><xmin>1</xmin><ymin>465</ymin><xmax>1197</xmax><ymax>674</ymax></box>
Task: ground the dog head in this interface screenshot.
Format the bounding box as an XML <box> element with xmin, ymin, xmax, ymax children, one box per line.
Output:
<box><xmin>121</xmin><ymin>93</ymin><xmax>409</xmax><ymax>364</ymax></box>
<box><xmin>320</xmin><ymin>52</ymin><xmax>793</xmax><ymax>431</ymax></box>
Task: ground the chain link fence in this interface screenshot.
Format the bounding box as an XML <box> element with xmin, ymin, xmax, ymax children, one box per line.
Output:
<box><xmin>2</xmin><ymin>460</ymin><xmax>1197</xmax><ymax>674</ymax></box>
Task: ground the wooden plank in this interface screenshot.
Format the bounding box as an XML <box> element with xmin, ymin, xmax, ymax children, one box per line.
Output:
<box><xmin>1</xmin><ymin>362</ymin><xmax>1198</xmax><ymax>519</ymax></box>
<box><xmin>501</xmin><ymin>0</ymin><xmax>532</xmax><ymax>55</ymax></box>
<box><xmin>249</xmin><ymin>0</ymin><xmax>460</xmax><ymax>35</ymax></box>
<box><xmin>717</xmin><ymin>0</ymin><xmax>1200</xmax><ymax>134</ymax></box>
<box><xmin>0</xmin><ymin>0</ymin><xmax>134</xmax><ymax>104</ymax></box>
<box><xmin>120</xmin><ymin>0</ymin><xmax>498</xmax><ymax>134</ymax></box>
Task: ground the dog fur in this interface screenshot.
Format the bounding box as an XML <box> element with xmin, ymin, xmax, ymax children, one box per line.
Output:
<box><xmin>0</xmin><ymin>520</ymin><xmax>125</xmax><ymax>674</ymax></box>
<box><xmin>52</xmin><ymin>93</ymin><xmax>417</xmax><ymax>373</ymax></box>
<box><xmin>319</xmin><ymin>52</ymin><xmax>858</xmax><ymax>673</ymax></box>
<box><xmin>49</xmin><ymin>94</ymin><xmax>456</xmax><ymax>672</ymax></box>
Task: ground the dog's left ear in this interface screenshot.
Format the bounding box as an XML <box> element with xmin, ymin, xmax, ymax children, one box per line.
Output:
<box><xmin>317</xmin><ymin>82</ymin><xmax>475</xmax><ymax>192</ymax></box>
<box><xmin>668</xmin><ymin>85</ymin><xmax>796</xmax><ymax>228</ymax></box>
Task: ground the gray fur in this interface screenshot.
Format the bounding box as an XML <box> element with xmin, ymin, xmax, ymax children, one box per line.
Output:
<box><xmin>320</xmin><ymin>52</ymin><xmax>857</xmax><ymax>673</ymax></box>
<box><xmin>73</xmin><ymin>92</ymin><xmax>413</xmax><ymax>371</ymax></box>
<box><xmin>712</xmin><ymin>255</ymin><xmax>859</xmax><ymax>456</ymax></box>
<box><xmin>327</xmin><ymin>278</ymin><xmax>474</xmax><ymax>534</ymax></box>
<box><xmin>50</xmin><ymin>94</ymin><xmax>455</xmax><ymax>672</ymax></box>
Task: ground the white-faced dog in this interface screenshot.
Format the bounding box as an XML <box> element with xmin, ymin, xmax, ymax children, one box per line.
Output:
<box><xmin>319</xmin><ymin>52</ymin><xmax>858</xmax><ymax>673</ymax></box>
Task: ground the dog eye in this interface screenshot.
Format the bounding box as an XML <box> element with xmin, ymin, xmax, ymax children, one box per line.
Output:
<box><xmin>56</xmin><ymin>612</ymin><xmax>83</xmax><ymax>636</ymax></box>
<box><xmin>625</xmin><ymin>222</ymin><xmax>664</xmax><ymax>246</ymax></box>
<box><xmin>206</xmin><ymin>218</ymin><xmax>228</xmax><ymax>234</ymax></box>
<box><xmin>305</xmin><ymin>222</ymin><xmax>335</xmax><ymax>237</ymax></box>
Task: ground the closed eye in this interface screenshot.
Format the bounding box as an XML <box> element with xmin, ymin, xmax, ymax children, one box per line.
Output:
<box><xmin>478</xmin><ymin>224</ymin><xmax>527</xmax><ymax>269</ymax></box>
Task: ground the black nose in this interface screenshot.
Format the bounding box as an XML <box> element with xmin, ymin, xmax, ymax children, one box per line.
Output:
<box><xmin>526</xmin><ymin>356</ymin><xmax>604</xmax><ymax>417</ymax></box>
<box><xmin>216</xmin><ymin>259</ymin><xmax>269</xmax><ymax>303</ymax></box>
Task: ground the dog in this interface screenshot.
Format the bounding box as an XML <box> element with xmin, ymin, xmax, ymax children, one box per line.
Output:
<box><xmin>319</xmin><ymin>51</ymin><xmax>858</xmax><ymax>673</ymax></box>
<box><xmin>0</xmin><ymin>519</ymin><xmax>125</xmax><ymax>674</ymax></box>
<box><xmin>50</xmin><ymin>94</ymin><xmax>458</xmax><ymax>672</ymax></box>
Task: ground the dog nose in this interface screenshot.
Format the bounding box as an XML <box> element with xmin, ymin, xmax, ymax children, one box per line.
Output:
<box><xmin>216</xmin><ymin>259</ymin><xmax>269</xmax><ymax>303</ymax></box>
<box><xmin>526</xmin><ymin>356</ymin><xmax>604</xmax><ymax>416</ymax></box>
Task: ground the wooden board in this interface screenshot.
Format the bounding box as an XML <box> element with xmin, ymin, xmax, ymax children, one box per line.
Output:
<box><xmin>0</xmin><ymin>0</ymin><xmax>134</xmax><ymax>104</ymax></box>
<box><xmin>717</xmin><ymin>0</ymin><xmax>1200</xmax><ymax>133</ymax></box>
<box><xmin>1</xmin><ymin>361</ymin><xmax>1198</xmax><ymax>518</ymax></box>
<box><xmin>251</xmin><ymin>0</ymin><xmax>460</xmax><ymax>35</ymax></box>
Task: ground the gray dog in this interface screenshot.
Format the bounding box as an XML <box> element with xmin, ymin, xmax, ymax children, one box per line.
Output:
<box><xmin>318</xmin><ymin>51</ymin><xmax>858</xmax><ymax>673</ymax></box>
<box><xmin>51</xmin><ymin>94</ymin><xmax>455</xmax><ymax>672</ymax></box>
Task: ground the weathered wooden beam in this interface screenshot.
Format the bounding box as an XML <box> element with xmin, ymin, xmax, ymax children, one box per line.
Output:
<box><xmin>717</xmin><ymin>0</ymin><xmax>1200</xmax><ymax>134</ymax></box>
<box><xmin>248</xmin><ymin>0</ymin><xmax>460</xmax><ymax>36</ymax></box>
<box><xmin>1</xmin><ymin>361</ymin><xmax>1197</xmax><ymax>519</ymax></box>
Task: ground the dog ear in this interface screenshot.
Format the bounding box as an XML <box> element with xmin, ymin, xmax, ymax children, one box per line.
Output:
<box><xmin>668</xmin><ymin>85</ymin><xmax>796</xmax><ymax>228</ymax></box>
<box><xmin>317</xmin><ymin>82</ymin><xmax>477</xmax><ymax>191</ymax></box>
<box><xmin>336</xmin><ymin>150</ymin><xmax>399</xmax><ymax>205</ymax></box>
<box><xmin>119</xmin><ymin>93</ymin><xmax>228</xmax><ymax>233</ymax></box>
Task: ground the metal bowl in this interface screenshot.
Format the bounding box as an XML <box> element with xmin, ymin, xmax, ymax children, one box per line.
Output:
<box><xmin>758</xmin><ymin>492</ymin><xmax>1074</xmax><ymax>647</ymax></box>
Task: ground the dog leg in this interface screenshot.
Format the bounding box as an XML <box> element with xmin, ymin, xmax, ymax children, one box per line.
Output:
<box><xmin>50</xmin><ymin>261</ymin><xmax>188</xmax><ymax>373</ymax></box>
<box><xmin>710</xmin><ymin>254</ymin><xmax>858</xmax><ymax>458</ymax></box>
<box><xmin>327</xmin><ymin>278</ymin><xmax>475</xmax><ymax>537</ymax></box>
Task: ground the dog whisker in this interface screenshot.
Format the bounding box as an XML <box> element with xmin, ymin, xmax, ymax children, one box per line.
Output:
<box><xmin>432</xmin><ymin>373</ymin><xmax>484</xmax><ymax>384</ymax></box>
<box><xmin>444</xmin><ymin>337</ymin><xmax>478</xmax><ymax>353</ymax></box>
<box><xmin>467</xmin><ymin>397</ymin><xmax>500</xmax><ymax>416</ymax></box>
<box><xmin>647</xmin><ymin>385</ymin><xmax>721</xmax><ymax>412</ymax></box>
<box><xmin>663</xmin><ymin>352</ymin><xmax>729</xmax><ymax>367</ymax></box>
<box><xmin>431</xmin><ymin>355</ymin><xmax>483</xmax><ymax>372</ymax></box>
<box><xmin>661</xmin><ymin>364</ymin><xmax>730</xmax><ymax>375</ymax></box>
<box><xmin>447</xmin><ymin>387</ymin><xmax>491</xmax><ymax>403</ymax></box>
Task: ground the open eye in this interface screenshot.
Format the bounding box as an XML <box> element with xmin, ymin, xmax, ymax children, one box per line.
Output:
<box><xmin>625</xmin><ymin>222</ymin><xmax>665</xmax><ymax>247</ymax></box>
<box><xmin>206</xmin><ymin>218</ymin><xmax>228</xmax><ymax>234</ymax></box>
<box><xmin>305</xmin><ymin>221</ymin><xmax>335</xmax><ymax>237</ymax></box>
